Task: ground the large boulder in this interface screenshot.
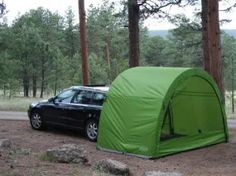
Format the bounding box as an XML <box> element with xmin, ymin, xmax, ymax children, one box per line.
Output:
<box><xmin>93</xmin><ymin>158</ymin><xmax>129</xmax><ymax>176</ymax></box>
<box><xmin>144</xmin><ymin>171</ymin><xmax>183</xmax><ymax>176</ymax></box>
<box><xmin>45</xmin><ymin>144</ymin><xmax>87</xmax><ymax>164</ymax></box>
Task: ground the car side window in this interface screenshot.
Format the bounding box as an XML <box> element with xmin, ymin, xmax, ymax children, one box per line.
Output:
<box><xmin>72</xmin><ymin>90</ymin><xmax>93</xmax><ymax>104</ymax></box>
<box><xmin>92</xmin><ymin>92</ymin><xmax>105</xmax><ymax>106</ymax></box>
<box><xmin>54</xmin><ymin>89</ymin><xmax>76</xmax><ymax>103</ymax></box>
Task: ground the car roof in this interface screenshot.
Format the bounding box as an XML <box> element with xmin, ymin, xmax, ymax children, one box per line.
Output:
<box><xmin>70</xmin><ymin>86</ymin><xmax>109</xmax><ymax>92</ymax></box>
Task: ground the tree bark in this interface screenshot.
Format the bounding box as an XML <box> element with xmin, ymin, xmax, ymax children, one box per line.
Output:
<box><xmin>54</xmin><ymin>80</ymin><xmax>57</xmax><ymax>96</ymax></box>
<box><xmin>32</xmin><ymin>74</ymin><xmax>37</xmax><ymax>98</ymax></box>
<box><xmin>9</xmin><ymin>83</ymin><xmax>12</xmax><ymax>99</ymax></box>
<box><xmin>231</xmin><ymin>56</ymin><xmax>234</xmax><ymax>113</ymax></box>
<box><xmin>105</xmin><ymin>41</ymin><xmax>111</xmax><ymax>83</ymax></box>
<box><xmin>23</xmin><ymin>70</ymin><xmax>29</xmax><ymax>97</ymax></box>
<box><xmin>128</xmin><ymin>0</ymin><xmax>140</xmax><ymax>67</ymax></box>
<box><xmin>201</xmin><ymin>0</ymin><xmax>211</xmax><ymax>73</ymax></box>
<box><xmin>3</xmin><ymin>84</ymin><xmax>6</xmax><ymax>96</ymax></box>
<box><xmin>40</xmin><ymin>57</ymin><xmax>45</xmax><ymax>98</ymax></box>
<box><xmin>105</xmin><ymin>42</ymin><xmax>110</xmax><ymax>70</ymax></box>
<box><xmin>78</xmin><ymin>0</ymin><xmax>89</xmax><ymax>85</ymax></box>
<box><xmin>201</xmin><ymin>0</ymin><xmax>224</xmax><ymax>95</ymax></box>
<box><xmin>208</xmin><ymin>1</ymin><xmax>224</xmax><ymax>94</ymax></box>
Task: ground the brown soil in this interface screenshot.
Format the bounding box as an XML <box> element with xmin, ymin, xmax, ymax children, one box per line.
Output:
<box><xmin>0</xmin><ymin>120</ymin><xmax>236</xmax><ymax>176</ymax></box>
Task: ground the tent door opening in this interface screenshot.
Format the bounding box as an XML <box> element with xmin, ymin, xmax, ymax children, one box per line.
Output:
<box><xmin>160</xmin><ymin>101</ymin><xmax>185</xmax><ymax>141</ymax></box>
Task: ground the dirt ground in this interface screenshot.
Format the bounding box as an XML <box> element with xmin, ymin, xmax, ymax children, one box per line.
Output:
<box><xmin>0</xmin><ymin>120</ymin><xmax>236</xmax><ymax>176</ymax></box>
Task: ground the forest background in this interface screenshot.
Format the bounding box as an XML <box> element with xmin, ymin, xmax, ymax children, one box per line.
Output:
<box><xmin>0</xmin><ymin>0</ymin><xmax>236</xmax><ymax>116</ymax></box>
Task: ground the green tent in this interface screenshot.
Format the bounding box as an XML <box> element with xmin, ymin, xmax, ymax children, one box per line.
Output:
<box><xmin>97</xmin><ymin>67</ymin><xmax>228</xmax><ymax>158</ymax></box>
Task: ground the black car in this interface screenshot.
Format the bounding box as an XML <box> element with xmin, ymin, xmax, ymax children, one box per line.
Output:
<box><xmin>28</xmin><ymin>86</ymin><xmax>109</xmax><ymax>141</ymax></box>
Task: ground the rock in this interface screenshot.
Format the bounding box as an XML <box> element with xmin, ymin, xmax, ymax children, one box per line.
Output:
<box><xmin>45</xmin><ymin>143</ymin><xmax>87</xmax><ymax>164</ymax></box>
<box><xmin>93</xmin><ymin>158</ymin><xmax>129</xmax><ymax>176</ymax></box>
<box><xmin>16</xmin><ymin>148</ymin><xmax>31</xmax><ymax>155</ymax></box>
<box><xmin>144</xmin><ymin>171</ymin><xmax>183</xmax><ymax>176</ymax></box>
<box><xmin>0</xmin><ymin>139</ymin><xmax>12</xmax><ymax>149</ymax></box>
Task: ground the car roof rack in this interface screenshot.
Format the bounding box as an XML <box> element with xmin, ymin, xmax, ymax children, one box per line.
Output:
<box><xmin>84</xmin><ymin>84</ymin><xmax>107</xmax><ymax>87</ymax></box>
<box><xmin>70</xmin><ymin>85</ymin><xmax>109</xmax><ymax>92</ymax></box>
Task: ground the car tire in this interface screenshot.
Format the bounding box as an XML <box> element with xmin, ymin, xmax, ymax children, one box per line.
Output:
<box><xmin>85</xmin><ymin>119</ymin><xmax>98</xmax><ymax>142</ymax></box>
<box><xmin>30</xmin><ymin>111</ymin><xmax>45</xmax><ymax>130</ymax></box>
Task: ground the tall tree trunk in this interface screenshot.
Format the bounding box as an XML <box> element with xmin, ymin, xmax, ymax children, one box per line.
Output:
<box><xmin>105</xmin><ymin>41</ymin><xmax>111</xmax><ymax>83</ymax></box>
<box><xmin>32</xmin><ymin>74</ymin><xmax>37</xmax><ymax>98</ymax></box>
<box><xmin>105</xmin><ymin>42</ymin><xmax>110</xmax><ymax>70</ymax></box>
<box><xmin>9</xmin><ymin>83</ymin><xmax>12</xmax><ymax>99</ymax></box>
<box><xmin>208</xmin><ymin>1</ymin><xmax>224</xmax><ymax>95</ymax></box>
<box><xmin>54</xmin><ymin>72</ymin><xmax>58</xmax><ymax>96</ymax></box>
<box><xmin>202</xmin><ymin>0</ymin><xmax>224</xmax><ymax>95</ymax></box>
<box><xmin>40</xmin><ymin>58</ymin><xmax>45</xmax><ymax>98</ymax></box>
<box><xmin>128</xmin><ymin>0</ymin><xmax>140</xmax><ymax>67</ymax></box>
<box><xmin>23</xmin><ymin>70</ymin><xmax>29</xmax><ymax>97</ymax></box>
<box><xmin>231</xmin><ymin>56</ymin><xmax>234</xmax><ymax>113</ymax></box>
<box><xmin>54</xmin><ymin>81</ymin><xmax>57</xmax><ymax>96</ymax></box>
<box><xmin>70</xmin><ymin>32</ymin><xmax>75</xmax><ymax>60</ymax></box>
<box><xmin>78</xmin><ymin>0</ymin><xmax>89</xmax><ymax>85</ymax></box>
<box><xmin>232</xmin><ymin>90</ymin><xmax>235</xmax><ymax>113</ymax></box>
<box><xmin>201</xmin><ymin>0</ymin><xmax>211</xmax><ymax>73</ymax></box>
<box><xmin>3</xmin><ymin>84</ymin><xmax>6</xmax><ymax>96</ymax></box>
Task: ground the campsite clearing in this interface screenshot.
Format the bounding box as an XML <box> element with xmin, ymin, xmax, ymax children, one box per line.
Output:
<box><xmin>0</xmin><ymin>120</ymin><xmax>236</xmax><ymax>176</ymax></box>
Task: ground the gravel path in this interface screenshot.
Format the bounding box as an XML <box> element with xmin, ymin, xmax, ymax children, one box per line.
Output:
<box><xmin>0</xmin><ymin>111</ymin><xmax>28</xmax><ymax>120</ymax></box>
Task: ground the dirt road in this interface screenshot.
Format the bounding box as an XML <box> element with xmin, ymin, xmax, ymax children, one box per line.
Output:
<box><xmin>0</xmin><ymin>110</ymin><xmax>236</xmax><ymax>128</ymax></box>
<box><xmin>0</xmin><ymin>111</ymin><xmax>27</xmax><ymax>120</ymax></box>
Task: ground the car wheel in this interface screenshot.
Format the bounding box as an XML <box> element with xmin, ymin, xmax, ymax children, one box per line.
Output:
<box><xmin>85</xmin><ymin>119</ymin><xmax>98</xmax><ymax>142</ymax></box>
<box><xmin>30</xmin><ymin>112</ymin><xmax>45</xmax><ymax>130</ymax></box>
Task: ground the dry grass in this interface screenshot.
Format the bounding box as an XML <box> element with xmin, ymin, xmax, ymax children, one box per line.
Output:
<box><xmin>0</xmin><ymin>96</ymin><xmax>46</xmax><ymax>111</ymax></box>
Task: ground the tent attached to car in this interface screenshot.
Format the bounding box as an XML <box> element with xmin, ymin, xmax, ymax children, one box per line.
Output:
<box><xmin>97</xmin><ymin>67</ymin><xmax>228</xmax><ymax>158</ymax></box>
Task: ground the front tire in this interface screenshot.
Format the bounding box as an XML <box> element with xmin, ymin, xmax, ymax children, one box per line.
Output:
<box><xmin>30</xmin><ymin>112</ymin><xmax>45</xmax><ymax>130</ymax></box>
<box><xmin>85</xmin><ymin>119</ymin><xmax>98</xmax><ymax>142</ymax></box>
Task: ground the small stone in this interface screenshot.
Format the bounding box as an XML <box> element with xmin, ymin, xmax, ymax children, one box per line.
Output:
<box><xmin>93</xmin><ymin>158</ymin><xmax>129</xmax><ymax>176</ymax></box>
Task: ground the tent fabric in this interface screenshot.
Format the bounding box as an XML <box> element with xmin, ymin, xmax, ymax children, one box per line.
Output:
<box><xmin>97</xmin><ymin>67</ymin><xmax>228</xmax><ymax>158</ymax></box>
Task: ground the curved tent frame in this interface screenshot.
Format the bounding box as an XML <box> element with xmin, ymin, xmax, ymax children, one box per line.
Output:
<box><xmin>97</xmin><ymin>67</ymin><xmax>228</xmax><ymax>158</ymax></box>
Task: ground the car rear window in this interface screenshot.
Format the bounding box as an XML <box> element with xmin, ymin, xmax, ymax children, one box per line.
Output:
<box><xmin>92</xmin><ymin>92</ymin><xmax>105</xmax><ymax>106</ymax></box>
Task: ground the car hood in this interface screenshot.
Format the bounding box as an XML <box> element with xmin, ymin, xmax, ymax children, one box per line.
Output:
<box><xmin>30</xmin><ymin>99</ymin><xmax>49</xmax><ymax>107</ymax></box>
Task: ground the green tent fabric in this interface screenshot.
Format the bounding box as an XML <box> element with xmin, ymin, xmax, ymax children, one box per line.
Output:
<box><xmin>97</xmin><ymin>67</ymin><xmax>228</xmax><ymax>158</ymax></box>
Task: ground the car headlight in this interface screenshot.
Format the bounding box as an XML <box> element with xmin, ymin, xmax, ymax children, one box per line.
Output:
<box><xmin>30</xmin><ymin>102</ymin><xmax>38</xmax><ymax>107</ymax></box>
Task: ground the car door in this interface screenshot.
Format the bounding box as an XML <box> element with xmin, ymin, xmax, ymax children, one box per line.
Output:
<box><xmin>65</xmin><ymin>90</ymin><xmax>93</xmax><ymax>129</ymax></box>
<box><xmin>43</xmin><ymin>89</ymin><xmax>76</xmax><ymax>125</ymax></box>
